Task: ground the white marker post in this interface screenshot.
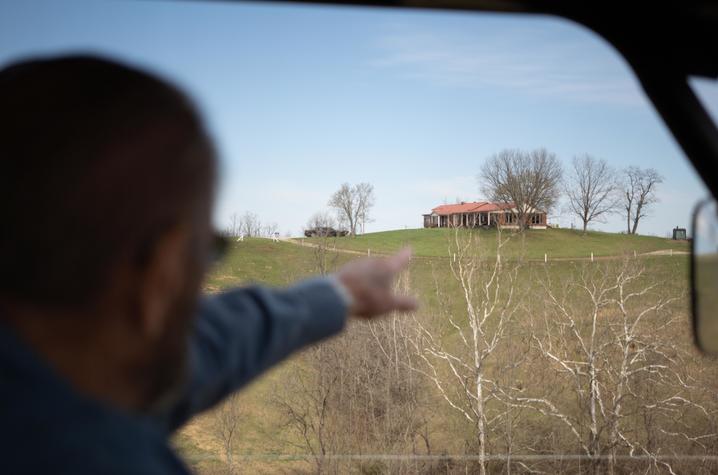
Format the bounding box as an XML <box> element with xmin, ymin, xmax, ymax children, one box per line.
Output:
<box><xmin>544</xmin><ymin>253</ymin><xmax>547</xmax><ymax>263</ymax></box>
<box><xmin>591</xmin><ymin>252</ymin><xmax>594</xmax><ymax>262</ymax></box>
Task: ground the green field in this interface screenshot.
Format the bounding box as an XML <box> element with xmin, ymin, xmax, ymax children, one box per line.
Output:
<box><xmin>204</xmin><ymin>239</ymin><xmax>322</xmax><ymax>292</ymax></box>
<box><xmin>176</xmin><ymin>231</ymin><xmax>708</xmax><ymax>474</ymax></box>
<box><xmin>298</xmin><ymin>228</ymin><xmax>688</xmax><ymax>259</ymax></box>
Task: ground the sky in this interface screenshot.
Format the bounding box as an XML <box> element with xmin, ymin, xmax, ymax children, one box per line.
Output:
<box><xmin>1</xmin><ymin>0</ymin><xmax>717</xmax><ymax>237</ymax></box>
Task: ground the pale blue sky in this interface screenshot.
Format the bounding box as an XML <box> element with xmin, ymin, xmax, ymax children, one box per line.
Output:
<box><xmin>1</xmin><ymin>0</ymin><xmax>716</xmax><ymax>237</ymax></box>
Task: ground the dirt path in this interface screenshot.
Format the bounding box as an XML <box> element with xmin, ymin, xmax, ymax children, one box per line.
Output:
<box><xmin>279</xmin><ymin>237</ymin><xmax>689</xmax><ymax>263</ymax></box>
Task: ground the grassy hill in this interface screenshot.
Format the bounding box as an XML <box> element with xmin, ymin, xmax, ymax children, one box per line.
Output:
<box><xmin>203</xmin><ymin>239</ymin><xmax>323</xmax><ymax>292</ymax></box>
<box><xmin>177</xmin><ymin>232</ymin><xmax>694</xmax><ymax>474</ymax></box>
<box><xmin>298</xmin><ymin>227</ymin><xmax>688</xmax><ymax>259</ymax></box>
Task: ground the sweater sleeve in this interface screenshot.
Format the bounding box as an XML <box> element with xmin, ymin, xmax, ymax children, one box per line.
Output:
<box><xmin>157</xmin><ymin>276</ymin><xmax>348</xmax><ymax>432</ymax></box>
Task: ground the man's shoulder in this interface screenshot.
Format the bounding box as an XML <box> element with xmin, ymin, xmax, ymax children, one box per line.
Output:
<box><xmin>0</xmin><ymin>388</ymin><xmax>189</xmax><ymax>475</ymax></box>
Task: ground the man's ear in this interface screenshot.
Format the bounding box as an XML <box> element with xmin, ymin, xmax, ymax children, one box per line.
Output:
<box><xmin>136</xmin><ymin>225</ymin><xmax>190</xmax><ymax>340</ymax></box>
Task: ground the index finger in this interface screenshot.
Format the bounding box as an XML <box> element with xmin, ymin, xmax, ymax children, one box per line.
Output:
<box><xmin>386</xmin><ymin>247</ymin><xmax>412</xmax><ymax>273</ymax></box>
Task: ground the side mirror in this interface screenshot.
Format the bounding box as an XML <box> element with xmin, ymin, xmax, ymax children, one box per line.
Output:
<box><xmin>692</xmin><ymin>198</ymin><xmax>718</xmax><ymax>354</ymax></box>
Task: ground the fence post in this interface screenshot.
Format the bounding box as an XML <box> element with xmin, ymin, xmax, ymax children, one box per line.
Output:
<box><xmin>670</xmin><ymin>249</ymin><xmax>673</xmax><ymax>256</ymax></box>
<box><xmin>368</xmin><ymin>249</ymin><xmax>371</xmax><ymax>257</ymax></box>
<box><xmin>634</xmin><ymin>250</ymin><xmax>637</xmax><ymax>258</ymax></box>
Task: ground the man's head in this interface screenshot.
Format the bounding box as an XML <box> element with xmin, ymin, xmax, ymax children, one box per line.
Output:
<box><xmin>0</xmin><ymin>55</ymin><xmax>217</xmax><ymax>411</ymax></box>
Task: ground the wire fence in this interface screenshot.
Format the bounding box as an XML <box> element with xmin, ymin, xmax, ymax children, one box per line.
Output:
<box><xmin>185</xmin><ymin>453</ymin><xmax>718</xmax><ymax>462</ymax></box>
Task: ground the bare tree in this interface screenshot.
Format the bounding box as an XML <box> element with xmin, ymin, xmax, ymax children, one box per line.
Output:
<box><xmin>273</xmin><ymin>243</ymin><xmax>429</xmax><ymax>474</ymax></box>
<box><xmin>225</xmin><ymin>212</ymin><xmax>262</xmax><ymax>238</ymax></box>
<box><xmin>211</xmin><ymin>393</ymin><xmax>244</xmax><ymax>474</ymax></box>
<box><xmin>480</xmin><ymin>148</ymin><xmax>563</xmax><ymax>230</ymax></box>
<box><xmin>368</xmin><ymin>271</ymin><xmax>435</xmax><ymax>467</ymax></box>
<box><xmin>305</xmin><ymin>211</ymin><xmax>336</xmax><ymax>234</ymax></box>
<box><xmin>276</xmin><ymin>320</ymin><xmax>429</xmax><ymax>475</ymax></box>
<box><xmin>227</xmin><ymin>212</ymin><xmax>241</xmax><ymax>237</ymax></box>
<box><xmin>515</xmin><ymin>258</ymin><xmax>715</xmax><ymax>474</ymax></box>
<box><xmin>276</xmin><ymin>345</ymin><xmax>340</xmax><ymax>474</ymax></box>
<box><xmin>261</xmin><ymin>222</ymin><xmax>279</xmax><ymax>238</ymax></box>
<box><xmin>356</xmin><ymin>183</ymin><xmax>375</xmax><ymax>234</ymax></box>
<box><xmin>239</xmin><ymin>211</ymin><xmax>262</xmax><ymax>237</ymax></box>
<box><xmin>565</xmin><ymin>155</ymin><xmax>621</xmax><ymax>233</ymax></box>
<box><xmin>623</xmin><ymin>167</ymin><xmax>663</xmax><ymax>235</ymax></box>
<box><xmin>328</xmin><ymin>182</ymin><xmax>375</xmax><ymax>236</ymax></box>
<box><xmin>405</xmin><ymin>229</ymin><xmax>525</xmax><ymax>475</ymax></box>
<box><xmin>305</xmin><ymin>212</ymin><xmax>339</xmax><ymax>276</ymax></box>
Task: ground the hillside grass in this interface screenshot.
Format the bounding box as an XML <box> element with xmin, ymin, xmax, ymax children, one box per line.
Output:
<box><xmin>178</xmin><ymin>233</ymin><xmax>695</xmax><ymax>473</ymax></box>
<box><xmin>299</xmin><ymin>228</ymin><xmax>689</xmax><ymax>259</ymax></box>
<box><xmin>203</xmin><ymin>238</ymin><xmax>323</xmax><ymax>292</ymax></box>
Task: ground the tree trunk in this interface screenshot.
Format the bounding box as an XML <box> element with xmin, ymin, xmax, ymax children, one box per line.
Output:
<box><xmin>476</xmin><ymin>374</ymin><xmax>487</xmax><ymax>475</ymax></box>
<box><xmin>630</xmin><ymin>202</ymin><xmax>643</xmax><ymax>234</ymax></box>
<box><xmin>631</xmin><ymin>215</ymin><xmax>640</xmax><ymax>235</ymax></box>
<box><xmin>589</xmin><ymin>357</ymin><xmax>600</xmax><ymax>475</ymax></box>
<box><xmin>516</xmin><ymin>213</ymin><xmax>527</xmax><ymax>232</ymax></box>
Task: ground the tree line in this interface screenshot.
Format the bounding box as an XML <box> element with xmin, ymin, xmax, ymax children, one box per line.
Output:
<box><xmin>480</xmin><ymin>148</ymin><xmax>664</xmax><ymax>234</ymax></box>
<box><xmin>225</xmin><ymin>211</ymin><xmax>279</xmax><ymax>238</ymax></box>
<box><xmin>227</xmin><ymin>150</ymin><xmax>662</xmax><ymax>242</ymax></box>
<box><xmin>226</xmin><ymin>183</ymin><xmax>376</xmax><ymax>241</ymax></box>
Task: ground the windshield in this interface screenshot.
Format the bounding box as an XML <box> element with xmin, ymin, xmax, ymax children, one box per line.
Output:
<box><xmin>2</xmin><ymin>1</ymin><xmax>716</xmax><ymax>473</ymax></box>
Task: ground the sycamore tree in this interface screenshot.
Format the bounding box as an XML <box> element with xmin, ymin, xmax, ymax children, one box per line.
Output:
<box><xmin>404</xmin><ymin>229</ymin><xmax>527</xmax><ymax>475</ymax></box>
<box><xmin>515</xmin><ymin>258</ymin><xmax>716</xmax><ymax>474</ymax></box>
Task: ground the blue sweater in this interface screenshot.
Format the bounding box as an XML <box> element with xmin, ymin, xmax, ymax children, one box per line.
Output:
<box><xmin>0</xmin><ymin>278</ymin><xmax>348</xmax><ymax>474</ymax></box>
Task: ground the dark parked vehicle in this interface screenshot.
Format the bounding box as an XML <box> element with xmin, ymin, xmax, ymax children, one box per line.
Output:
<box><xmin>304</xmin><ymin>227</ymin><xmax>348</xmax><ymax>238</ymax></box>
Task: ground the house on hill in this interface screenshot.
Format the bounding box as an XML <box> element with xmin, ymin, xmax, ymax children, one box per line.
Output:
<box><xmin>422</xmin><ymin>201</ymin><xmax>548</xmax><ymax>229</ymax></box>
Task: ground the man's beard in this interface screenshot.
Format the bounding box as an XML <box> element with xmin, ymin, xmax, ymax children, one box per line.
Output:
<box><xmin>137</xmin><ymin>223</ymin><xmax>212</xmax><ymax>419</ymax></box>
<box><xmin>139</xmin><ymin>282</ymin><xmax>199</xmax><ymax>417</ymax></box>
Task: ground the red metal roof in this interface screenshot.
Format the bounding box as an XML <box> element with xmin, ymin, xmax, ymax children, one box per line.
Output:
<box><xmin>477</xmin><ymin>202</ymin><xmax>516</xmax><ymax>212</ymax></box>
<box><xmin>430</xmin><ymin>201</ymin><xmax>515</xmax><ymax>215</ymax></box>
